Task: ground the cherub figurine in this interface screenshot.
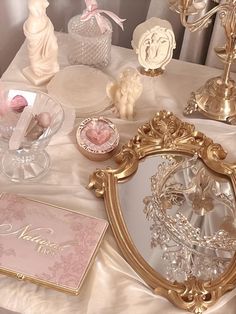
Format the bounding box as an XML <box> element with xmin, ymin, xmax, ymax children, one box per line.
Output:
<box><xmin>106</xmin><ymin>68</ymin><xmax>143</xmax><ymax>120</ymax></box>
<box><xmin>23</xmin><ymin>0</ymin><xmax>59</xmax><ymax>85</ymax></box>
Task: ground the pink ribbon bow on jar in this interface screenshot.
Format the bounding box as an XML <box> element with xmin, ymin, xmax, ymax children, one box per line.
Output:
<box><xmin>81</xmin><ymin>0</ymin><xmax>126</xmax><ymax>34</ymax></box>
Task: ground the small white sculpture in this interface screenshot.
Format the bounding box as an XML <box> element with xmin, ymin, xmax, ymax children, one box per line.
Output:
<box><xmin>23</xmin><ymin>0</ymin><xmax>59</xmax><ymax>86</ymax></box>
<box><xmin>132</xmin><ymin>17</ymin><xmax>176</xmax><ymax>75</ymax></box>
<box><xmin>106</xmin><ymin>68</ymin><xmax>143</xmax><ymax>120</ymax></box>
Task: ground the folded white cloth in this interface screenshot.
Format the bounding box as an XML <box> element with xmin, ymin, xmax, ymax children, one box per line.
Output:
<box><xmin>1</xmin><ymin>32</ymin><xmax>236</xmax><ymax>314</ymax></box>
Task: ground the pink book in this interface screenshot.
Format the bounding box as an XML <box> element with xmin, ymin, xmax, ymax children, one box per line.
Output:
<box><xmin>0</xmin><ymin>193</ymin><xmax>108</xmax><ymax>294</ymax></box>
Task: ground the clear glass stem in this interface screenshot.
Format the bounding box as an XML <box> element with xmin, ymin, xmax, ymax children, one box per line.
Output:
<box><xmin>1</xmin><ymin>148</ymin><xmax>50</xmax><ymax>182</ymax></box>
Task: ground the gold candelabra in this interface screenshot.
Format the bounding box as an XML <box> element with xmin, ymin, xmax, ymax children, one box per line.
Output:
<box><xmin>169</xmin><ymin>0</ymin><xmax>236</xmax><ymax>124</ymax></box>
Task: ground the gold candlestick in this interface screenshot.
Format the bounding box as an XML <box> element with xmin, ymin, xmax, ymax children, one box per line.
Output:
<box><xmin>169</xmin><ymin>0</ymin><xmax>236</xmax><ymax>124</ymax></box>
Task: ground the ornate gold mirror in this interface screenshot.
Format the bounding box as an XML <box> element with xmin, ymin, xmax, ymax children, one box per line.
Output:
<box><xmin>89</xmin><ymin>111</ymin><xmax>236</xmax><ymax>314</ymax></box>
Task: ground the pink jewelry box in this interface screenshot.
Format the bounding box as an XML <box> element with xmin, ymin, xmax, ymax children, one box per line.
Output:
<box><xmin>0</xmin><ymin>193</ymin><xmax>108</xmax><ymax>295</ymax></box>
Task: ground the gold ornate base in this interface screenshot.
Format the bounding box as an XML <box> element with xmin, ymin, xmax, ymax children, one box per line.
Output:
<box><xmin>139</xmin><ymin>67</ymin><xmax>164</xmax><ymax>77</ymax></box>
<box><xmin>184</xmin><ymin>77</ymin><xmax>236</xmax><ymax>124</ymax></box>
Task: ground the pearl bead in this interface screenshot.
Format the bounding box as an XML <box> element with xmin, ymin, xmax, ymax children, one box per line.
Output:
<box><xmin>10</xmin><ymin>95</ymin><xmax>28</xmax><ymax>113</ymax></box>
<box><xmin>36</xmin><ymin>112</ymin><xmax>51</xmax><ymax>128</ymax></box>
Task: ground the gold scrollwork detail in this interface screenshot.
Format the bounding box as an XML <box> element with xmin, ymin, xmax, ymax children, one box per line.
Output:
<box><xmin>88</xmin><ymin>169</ymin><xmax>108</xmax><ymax>198</ymax></box>
<box><xmin>121</xmin><ymin>111</ymin><xmax>225</xmax><ymax>158</ymax></box>
<box><xmin>159</xmin><ymin>276</ymin><xmax>234</xmax><ymax>314</ymax></box>
<box><xmin>89</xmin><ymin>111</ymin><xmax>236</xmax><ymax>313</ymax></box>
<box><xmin>17</xmin><ymin>273</ymin><xmax>25</xmax><ymax>281</ymax></box>
<box><xmin>125</xmin><ymin>111</ymin><xmax>209</xmax><ymax>150</ymax></box>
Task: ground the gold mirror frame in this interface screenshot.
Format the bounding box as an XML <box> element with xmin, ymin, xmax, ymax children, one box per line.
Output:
<box><xmin>89</xmin><ymin>111</ymin><xmax>236</xmax><ymax>314</ymax></box>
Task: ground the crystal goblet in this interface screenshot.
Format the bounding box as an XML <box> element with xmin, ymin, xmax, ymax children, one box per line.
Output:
<box><xmin>0</xmin><ymin>88</ymin><xmax>64</xmax><ymax>182</ymax></box>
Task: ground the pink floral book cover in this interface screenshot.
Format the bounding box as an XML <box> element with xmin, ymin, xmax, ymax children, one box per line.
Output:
<box><xmin>0</xmin><ymin>193</ymin><xmax>108</xmax><ymax>294</ymax></box>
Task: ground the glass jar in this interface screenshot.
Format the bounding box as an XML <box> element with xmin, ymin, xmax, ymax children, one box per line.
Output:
<box><xmin>67</xmin><ymin>15</ymin><xmax>112</xmax><ymax>68</ymax></box>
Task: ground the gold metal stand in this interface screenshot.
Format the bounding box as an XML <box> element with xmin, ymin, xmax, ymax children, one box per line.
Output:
<box><xmin>139</xmin><ymin>67</ymin><xmax>164</xmax><ymax>77</ymax></box>
<box><xmin>169</xmin><ymin>0</ymin><xmax>236</xmax><ymax>124</ymax></box>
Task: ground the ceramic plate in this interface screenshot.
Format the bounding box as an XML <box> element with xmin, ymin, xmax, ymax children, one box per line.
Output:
<box><xmin>47</xmin><ymin>65</ymin><xmax>112</xmax><ymax>117</ymax></box>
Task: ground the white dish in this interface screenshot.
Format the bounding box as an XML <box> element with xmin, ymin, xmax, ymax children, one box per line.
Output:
<box><xmin>47</xmin><ymin>65</ymin><xmax>112</xmax><ymax>117</ymax></box>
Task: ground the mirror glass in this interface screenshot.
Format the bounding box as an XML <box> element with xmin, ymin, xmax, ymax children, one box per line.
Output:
<box><xmin>118</xmin><ymin>153</ymin><xmax>236</xmax><ymax>283</ymax></box>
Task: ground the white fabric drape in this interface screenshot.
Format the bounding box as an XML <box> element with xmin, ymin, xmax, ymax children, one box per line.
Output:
<box><xmin>178</xmin><ymin>0</ymin><xmax>216</xmax><ymax>65</ymax></box>
<box><xmin>205</xmin><ymin>12</ymin><xmax>236</xmax><ymax>72</ymax></box>
<box><xmin>0</xmin><ymin>0</ymin><xmax>151</xmax><ymax>76</ymax></box>
<box><xmin>0</xmin><ymin>0</ymin><xmax>234</xmax><ymax>75</ymax></box>
<box><xmin>147</xmin><ymin>0</ymin><xmax>216</xmax><ymax>64</ymax></box>
<box><xmin>146</xmin><ymin>0</ymin><xmax>185</xmax><ymax>59</ymax></box>
<box><xmin>47</xmin><ymin>0</ymin><xmax>151</xmax><ymax>48</ymax></box>
<box><xmin>148</xmin><ymin>0</ymin><xmax>236</xmax><ymax>72</ymax></box>
<box><xmin>1</xmin><ymin>32</ymin><xmax>236</xmax><ymax>314</ymax></box>
<box><xmin>0</xmin><ymin>0</ymin><xmax>27</xmax><ymax>75</ymax></box>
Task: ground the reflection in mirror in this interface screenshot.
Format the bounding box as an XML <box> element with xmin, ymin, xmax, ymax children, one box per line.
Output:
<box><xmin>118</xmin><ymin>153</ymin><xmax>236</xmax><ymax>283</ymax></box>
<box><xmin>89</xmin><ymin>111</ymin><xmax>236</xmax><ymax>313</ymax></box>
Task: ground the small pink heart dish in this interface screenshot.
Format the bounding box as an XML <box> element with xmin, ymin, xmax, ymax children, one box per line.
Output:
<box><xmin>86</xmin><ymin>128</ymin><xmax>111</xmax><ymax>146</ymax></box>
<box><xmin>76</xmin><ymin>117</ymin><xmax>119</xmax><ymax>161</ymax></box>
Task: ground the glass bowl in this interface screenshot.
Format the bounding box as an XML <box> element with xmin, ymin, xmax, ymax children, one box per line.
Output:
<box><xmin>0</xmin><ymin>88</ymin><xmax>64</xmax><ymax>182</ymax></box>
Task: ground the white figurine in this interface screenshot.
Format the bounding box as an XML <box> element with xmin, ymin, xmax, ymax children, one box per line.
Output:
<box><xmin>106</xmin><ymin>68</ymin><xmax>143</xmax><ymax>120</ymax></box>
<box><xmin>132</xmin><ymin>17</ymin><xmax>176</xmax><ymax>74</ymax></box>
<box><xmin>23</xmin><ymin>0</ymin><xmax>59</xmax><ymax>86</ymax></box>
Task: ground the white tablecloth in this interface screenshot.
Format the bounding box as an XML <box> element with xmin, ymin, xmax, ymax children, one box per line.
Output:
<box><xmin>1</xmin><ymin>32</ymin><xmax>236</xmax><ymax>314</ymax></box>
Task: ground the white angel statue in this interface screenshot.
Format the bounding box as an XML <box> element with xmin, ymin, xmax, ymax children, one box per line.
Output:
<box><xmin>23</xmin><ymin>0</ymin><xmax>59</xmax><ymax>85</ymax></box>
<box><xmin>106</xmin><ymin>68</ymin><xmax>143</xmax><ymax>120</ymax></box>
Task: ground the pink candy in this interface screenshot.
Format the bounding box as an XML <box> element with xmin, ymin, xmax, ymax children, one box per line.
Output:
<box><xmin>36</xmin><ymin>112</ymin><xmax>51</xmax><ymax>128</ymax></box>
<box><xmin>25</xmin><ymin>112</ymin><xmax>51</xmax><ymax>141</ymax></box>
<box><xmin>10</xmin><ymin>95</ymin><xmax>28</xmax><ymax>113</ymax></box>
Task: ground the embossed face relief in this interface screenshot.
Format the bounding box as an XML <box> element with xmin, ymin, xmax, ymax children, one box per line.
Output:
<box><xmin>132</xmin><ymin>18</ymin><xmax>176</xmax><ymax>71</ymax></box>
<box><xmin>141</xmin><ymin>32</ymin><xmax>170</xmax><ymax>69</ymax></box>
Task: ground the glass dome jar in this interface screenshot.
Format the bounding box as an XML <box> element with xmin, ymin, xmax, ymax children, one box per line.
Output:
<box><xmin>67</xmin><ymin>14</ymin><xmax>112</xmax><ymax>68</ymax></box>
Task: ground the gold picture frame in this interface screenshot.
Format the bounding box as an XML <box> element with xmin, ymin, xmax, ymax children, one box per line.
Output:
<box><xmin>89</xmin><ymin>110</ymin><xmax>236</xmax><ymax>313</ymax></box>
